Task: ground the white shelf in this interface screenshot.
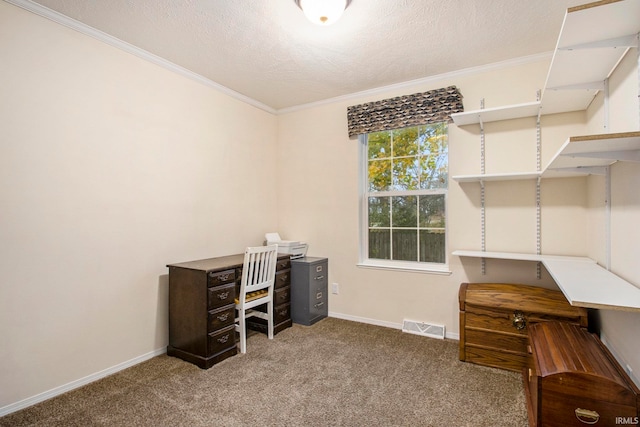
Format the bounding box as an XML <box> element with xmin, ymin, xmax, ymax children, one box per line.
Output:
<box><xmin>451</xmin><ymin>101</ymin><xmax>540</xmax><ymax>126</ymax></box>
<box><xmin>540</xmin><ymin>0</ymin><xmax>640</xmax><ymax>114</ymax></box>
<box><xmin>453</xmin><ymin>250</ymin><xmax>640</xmax><ymax>312</ymax></box>
<box><xmin>544</xmin><ymin>131</ymin><xmax>640</xmax><ymax>176</ymax></box>
<box><xmin>452</xmin><ymin>250</ymin><xmax>592</xmax><ymax>263</ymax></box>
<box><xmin>454</xmin><ymin>132</ymin><xmax>640</xmax><ymax>182</ymax></box>
<box><xmin>544</xmin><ymin>258</ymin><xmax>640</xmax><ymax>312</ymax></box>
<box><xmin>452</xmin><ymin>171</ymin><xmax>542</xmax><ymax>183</ymax></box>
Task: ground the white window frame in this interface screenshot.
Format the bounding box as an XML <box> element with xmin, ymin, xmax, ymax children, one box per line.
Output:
<box><xmin>357</xmin><ymin>131</ymin><xmax>451</xmax><ymax>275</ymax></box>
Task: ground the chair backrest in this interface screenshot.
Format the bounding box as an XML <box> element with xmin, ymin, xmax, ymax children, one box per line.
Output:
<box><xmin>239</xmin><ymin>245</ymin><xmax>278</xmax><ymax>302</ymax></box>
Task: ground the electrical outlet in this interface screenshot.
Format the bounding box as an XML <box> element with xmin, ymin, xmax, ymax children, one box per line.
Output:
<box><xmin>332</xmin><ymin>283</ymin><xmax>339</xmax><ymax>294</ymax></box>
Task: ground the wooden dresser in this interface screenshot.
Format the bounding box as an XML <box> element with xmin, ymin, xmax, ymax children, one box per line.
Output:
<box><xmin>167</xmin><ymin>253</ymin><xmax>292</xmax><ymax>369</ymax></box>
<box><xmin>525</xmin><ymin>321</ymin><xmax>639</xmax><ymax>427</ymax></box>
<box><xmin>459</xmin><ymin>283</ymin><xmax>588</xmax><ymax>372</ymax></box>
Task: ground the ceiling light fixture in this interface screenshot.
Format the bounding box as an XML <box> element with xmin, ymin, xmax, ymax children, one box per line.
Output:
<box><xmin>294</xmin><ymin>0</ymin><xmax>352</xmax><ymax>26</ymax></box>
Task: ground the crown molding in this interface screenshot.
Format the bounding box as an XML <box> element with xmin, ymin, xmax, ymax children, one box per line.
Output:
<box><xmin>4</xmin><ymin>0</ymin><xmax>278</xmax><ymax>114</ymax></box>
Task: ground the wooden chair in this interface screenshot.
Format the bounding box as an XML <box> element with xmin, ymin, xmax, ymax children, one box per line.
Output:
<box><xmin>234</xmin><ymin>245</ymin><xmax>278</xmax><ymax>354</ymax></box>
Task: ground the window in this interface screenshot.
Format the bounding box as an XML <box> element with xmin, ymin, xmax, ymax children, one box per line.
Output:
<box><xmin>359</xmin><ymin>123</ymin><xmax>448</xmax><ymax>272</ymax></box>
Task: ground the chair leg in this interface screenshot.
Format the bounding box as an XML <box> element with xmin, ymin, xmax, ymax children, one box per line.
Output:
<box><xmin>238</xmin><ymin>312</ymin><xmax>247</xmax><ymax>354</ymax></box>
<box><xmin>267</xmin><ymin>300</ymin><xmax>274</xmax><ymax>340</ymax></box>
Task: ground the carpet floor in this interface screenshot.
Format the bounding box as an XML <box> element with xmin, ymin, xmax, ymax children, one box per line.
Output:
<box><xmin>1</xmin><ymin>317</ymin><xmax>529</xmax><ymax>426</ymax></box>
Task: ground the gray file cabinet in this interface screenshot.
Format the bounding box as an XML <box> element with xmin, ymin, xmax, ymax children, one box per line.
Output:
<box><xmin>290</xmin><ymin>257</ymin><xmax>328</xmax><ymax>326</ymax></box>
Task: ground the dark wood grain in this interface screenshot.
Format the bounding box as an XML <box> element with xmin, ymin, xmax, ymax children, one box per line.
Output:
<box><xmin>167</xmin><ymin>253</ymin><xmax>292</xmax><ymax>368</ymax></box>
<box><xmin>526</xmin><ymin>321</ymin><xmax>640</xmax><ymax>426</ymax></box>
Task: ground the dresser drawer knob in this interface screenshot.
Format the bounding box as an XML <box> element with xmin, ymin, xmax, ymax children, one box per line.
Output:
<box><xmin>512</xmin><ymin>311</ymin><xmax>526</xmax><ymax>330</ymax></box>
<box><xmin>575</xmin><ymin>408</ymin><xmax>599</xmax><ymax>424</ymax></box>
<box><xmin>217</xmin><ymin>334</ymin><xmax>230</xmax><ymax>344</ymax></box>
<box><xmin>217</xmin><ymin>313</ymin><xmax>229</xmax><ymax>322</ymax></box>
<box><xmin>315</xmin><ymin>275</ymin><xmax>325</xmax><ymax>280</ymax></box>
<box><xmin>210</xmin><ymin>272</ymin><xmax>230</xmax><ymax>281</ymax></box>
<box><xmin>217</xmin><ymin>291</ymin><xmax>230</xmax><ymax>300</ymax></box>
<box><xmin>314</xmin><ymin>302</ymin><xmax>324</xmax><ymax>309</ymax></box>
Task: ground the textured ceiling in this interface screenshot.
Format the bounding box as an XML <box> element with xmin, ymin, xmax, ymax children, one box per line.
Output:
<box><xmin>27</xmin><ymin>0</ymin><xmax>586</xmax><ymax>111</ymax></box>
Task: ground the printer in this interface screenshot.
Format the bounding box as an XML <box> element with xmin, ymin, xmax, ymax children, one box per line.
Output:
<box><xmin>265</xmin><ymin>232</ymin><xmax>308</xmax><ymax>259</ymax></box>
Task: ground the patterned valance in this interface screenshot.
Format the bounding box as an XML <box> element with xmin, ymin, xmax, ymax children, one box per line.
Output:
<box><xmin>346</xmin><ymin>86</ymin><xmax>463</xmax><ymax>138</ymax></box>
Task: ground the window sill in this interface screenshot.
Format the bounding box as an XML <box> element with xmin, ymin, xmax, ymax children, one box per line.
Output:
<box><xmin>357</xmin><ymin>260</ymin><xmax>452</xmax><ymax>275</ymax></box>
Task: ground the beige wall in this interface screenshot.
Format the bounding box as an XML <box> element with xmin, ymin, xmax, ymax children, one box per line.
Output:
<box><xmin>585</xmin><ymin>50</ymin><xmax>640</xmax><ymax>385</ymax></box>
<box><xmin>276</xmin><ymin>56</ymin><xmax>589</xmax><ymax>335</ymax></box>
<box><xmin>0</xmin><ymin>2</ymin><xmax>278</xmax><ymax>409</ymax></box>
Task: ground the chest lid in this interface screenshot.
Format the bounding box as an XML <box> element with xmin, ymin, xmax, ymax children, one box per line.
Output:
<box><xmin>459</xmin><ymin>282</ymin><xmax>586</xmax><ymax>319</ymax></box>
<box><xmin>529</xmin><ymin>321</ymin><xmax>640</xmax><ymax>404</ymax></box>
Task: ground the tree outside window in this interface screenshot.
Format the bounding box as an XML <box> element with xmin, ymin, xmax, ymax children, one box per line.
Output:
<box><xmin>364</xmin><ymin>123</ymin><xmax>447</xmax><ymax>264</ymax></box>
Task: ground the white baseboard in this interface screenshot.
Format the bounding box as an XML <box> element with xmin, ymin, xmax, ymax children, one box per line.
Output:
<box><xmin>328</xmin><ymin>311</ymin><xmax>459</xmax><ymax>340</ymax></box>
<box><xmin>600</xmin><ymin>332</ymin><xmax>640</xmax><ymax>389</ymax></box>
<box><xmin>0</xmin><ymin>347</ymin><xmax>166</xmax><ymax>417</ymax></box>
<box><xmin>2</xmin><ymin>317</ymin><xmax>460</xmax><ymax>417</ymax></box>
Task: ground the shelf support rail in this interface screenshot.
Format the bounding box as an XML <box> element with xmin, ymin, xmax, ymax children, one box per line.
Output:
<box><xmin>604</xmin><ymin>77</ymin><xmax>610</xmax><ymax>133</ymax></box>
<box><xmin>536</xmin><ymin>90</ymin><xmax>542</xmax><ymax>279</ymax></box>
<box><xmin>480</xmin><ymin>99</ymin><xmax>486</xmax><ymax>275</ymax></box>
<box><xmin>605</xmin><ymin>165</ymin><xmax>611</xmax><ymax>271</ymax></box>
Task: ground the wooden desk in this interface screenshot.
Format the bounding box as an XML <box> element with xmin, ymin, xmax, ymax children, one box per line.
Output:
<box><xmin>167</xmin><ymin>253</ymin><xmax>292</xmax><ymax>369</ymax></box>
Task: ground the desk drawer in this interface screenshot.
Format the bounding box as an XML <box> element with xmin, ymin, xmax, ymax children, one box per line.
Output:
<box><xmin>208</xmin><ymin>304</ymin><xmax>235</xmax><ymax>331</ymax></box>
<box><xmin>274</xmin><ymin>303</ymin><xmax>291</xmax><ymax>324</ymax></box>
<box><xmin>208</xmin><ymin>324</ymin><xmax>235</xmax><ymax>355</ymax></box>
<box><xmin>208</xmin><ymin>282</ymin><xmax>235</xmax><ymax>310</ymax></box>
<box><xmin>274</xmin><ymin>286</ymin><xmax>291</xmax><ymax>306</ymax></box>
<box><xmin>208</xmin><ymin>269</ymin><xmax>235</xmax><ymax>287</ymax></box>
<box><xmin>276</xmin><ymin>258</ymin><xmax>291</xmax><ymax>271</ymax></box>
<box><xmin>275</xmin><ymin>270</ymin><xmax>290</xmax><ymax>289</ymax></box>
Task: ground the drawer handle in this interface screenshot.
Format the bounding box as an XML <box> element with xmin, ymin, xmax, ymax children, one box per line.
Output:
<box><xmin>512</xmin><ymin>311</ymin><xmax>526</xmax><ymax>330</ymax></box>
<box><xmin>575</xmin><ymin>408</ymin><xmax>599</xmax><ymax>424</ymax></box>
<box><xmin>314</xmin><ymin>302</ymin><xmax>324</xmax><ymax>308</ymax></box>
<box><xmin>217</xmin><ymin>334</ymin><xmax>230</xmax><ymax>344</ymax></box>
<box><xmin>316</xmin><ymin>292</ymin><xmax>323</xmax><ymax>299</ymax></box>
<box><xmin>315</xmin><ymin>275</ymin><xmax>325</xmax><ymax>280</ymax></box>
<box><xmin>278</xmin><ymin>309</ymin><xmax>288</xmax><ymax>316</ymax></box>
<box><xmin>217</xmin><ymin>313</ymin><xmax>229</xmax><ymax>322</ymax></box>
<box><xmin>210</xmin><ymin>272</ymin><xmax>230</xmax><ymax>281</ymax></box>
<box><xmin>280</xmin><ymin>276</ymin><xmax>288</xmax><ymax>282</ymax></box>
<box><xmin>217</xmin><ymin>291</ymin><xmax>230</xmax><ymax>300</ymax></box>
